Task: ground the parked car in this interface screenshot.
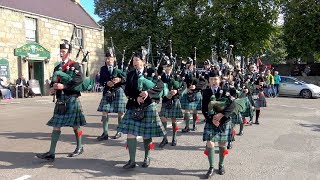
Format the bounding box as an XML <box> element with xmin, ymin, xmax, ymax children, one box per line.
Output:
<box><xmin>278</xmin><ymin>76</ymin><xmax>320</xmax><ymax>99</ymax></box>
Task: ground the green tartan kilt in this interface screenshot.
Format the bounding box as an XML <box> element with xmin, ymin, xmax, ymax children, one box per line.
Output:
<box><xmin>230</xmin><ymin>113</ymin><xmax>243</xmax><ymax>124</ymax></box>
<box><xmin>117</xmin><ymin>102</ymin><xmax>166</xmax><ymax>138</ymax></box>
<box><xmin>159</xmin><ymin>99</ymin><xmax>183</xmax><ymax>119</ymax></box>
<box><xmin>203</xmin><ymin>120</ymin><xmax>232</xmax><ymax>142</ymax></box>
<box><xmin>97</xmin><ymin>88</ymin><xmax>126</xmax><ymax>113</ymax></box>
<box><xmin>180</xmin><ymin>91</ymin><xmax>202</xmax><ymax>110</ymax></box>
<box><xmin>47</xmin><ymin>95</ymin><xmax>86</xmax><ymax>127</ymax></box>
<box><xmin>254</xmin><ymin>95</ymin><xmax>267</xmax><ymax>107</ymax></box>
<box><xmin>241</xmin><ymin>105</ymin><xmax>254</xmax><ymax>117</ymax></box>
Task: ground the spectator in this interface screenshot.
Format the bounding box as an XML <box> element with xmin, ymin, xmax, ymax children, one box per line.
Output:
<box><xmin>15</xmin><ymin>75</ymin><xmax>32</xmax><ymax>98</ymax></box>
<box><xmin>0</xmin><ymin>77</ymin><xmax>13</xmax><ymax>100</ymax></box>
<box><xmin>291</xmin><ymin>66</ymin><xmax>301</xmax><ymax>76</ymax></box>
<box><xmin>303</xmin><ymin>65</ymin><xmax>311</xmax><ymax>76</ymax></box>
<box><xmin>266</xmin><ymin>70</ymin><xmax>275</xmax><ymax>97</ymax></box>
<box><xmin>273</xmin><ymin>71</ymin><xmax>281</xmax><ymax>97</ymax></box>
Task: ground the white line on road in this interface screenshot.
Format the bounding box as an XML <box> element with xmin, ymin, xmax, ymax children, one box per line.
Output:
<box><xmin>14</xmin><ymin>175</ymin><xmax>31</xmax><ymax>180</ymax></box>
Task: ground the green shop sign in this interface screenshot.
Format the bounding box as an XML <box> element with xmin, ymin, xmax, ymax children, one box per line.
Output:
<box><xmin>14</xmin><ymin>43</ymin><xmax>50</xmax><ymax>59</ymax></box>
<box><xmin>0</xmin><ymin>58</ymin><xmax>10</xmax><ymax>79</ymax></box>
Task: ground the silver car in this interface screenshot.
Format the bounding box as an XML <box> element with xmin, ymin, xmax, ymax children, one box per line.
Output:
<box><xmin>278</xmin><ymin>76</ymin><xmax>320</xmax><ymax>99</ymax></box>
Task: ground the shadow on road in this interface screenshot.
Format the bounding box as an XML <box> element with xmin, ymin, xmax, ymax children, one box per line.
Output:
<box><xmin>299</xmin><ymin>123</ymin><xmax>320</xmax><ymax>132</ymax></box>
<box><xmin>0</xmin><ymin>151</ymin><xmax>206</xmax><ymax>179</ymax></box>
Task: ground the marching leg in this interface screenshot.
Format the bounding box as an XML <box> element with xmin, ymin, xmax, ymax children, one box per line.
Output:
<box><xmin>142</xmin><ymin>138</ymin><xmax>152</xmax><ymax>168</ymax></box>
<box><xmin>123</xmin><ymin>137</ymin><xmax>137</xmax><ymax>169</ymax></box>
<box><xmin>182</xmin><ymin>111</ymin><xmax>191</xmax><ymax>133</ymax></box>
<box><xmin>205</xmin><ymin>141</ymin><xmax>215</xmax><ymax>178</ymax></box>
<box><xmin>159</xmin><ymin>119</ymin><xmax>168</xmax><ymax>148</ymax></box>
<box><xmin>171</xmin><ymin>120</ymin><xmax>178</xmax><ymax>146</ymax></box>
<box><xmin>255</xmin><ymin>109</ymin><xmax>260</xmax><ymax>125</ymax></box>
<box><xmin>192</xmin><ymin>112</ymin><xmax>198</xmax><ymax>131</ymax></box>
<box><xmin>35</xmin><ymin>129</ymin><xmax>61</xmax><ymax>161</ymax></box>
<box><xmin>97</xmin><ymin>115</ymin><xmax>109</xmax><ymax>141</ymax></box>
<box><xmin>68</xmin><ymin>127</ymin><xmax>84</xmax><ymax>157</ymax></box>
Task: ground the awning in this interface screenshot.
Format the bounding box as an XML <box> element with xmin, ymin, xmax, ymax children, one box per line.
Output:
<box><xmin>14</xmin><ymin>43</ymin><xmax>50</xmax><ymax>59</ymax></box>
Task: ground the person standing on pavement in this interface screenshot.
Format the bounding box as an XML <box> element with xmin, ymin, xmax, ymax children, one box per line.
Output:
<box><xmin>35</xmin><ymin>41</ymin><xmax>86</xmax><ymax>162</ymax></box>
<box><xmin>202</xmin><ymin>70</ymin><xmax>235</xmax><ymax>178</ymax></box>
<box><xmin>273</xmin><ymin>71</ymin><xmax>281</xmax><ymax>97</ymax></box>
<box><xmin>96</xmin><ymin>52</ymin><xmax>127</xmax><ymax>140</ymax></box>
<box><xmin>266</xmin><ymin>70</ymin><xmax>275</xmax><ymax>97</ymax></box>
<box><xmin>253</xmin><ymin>74</ymin><xmax>267</xmax><ymax>124</ymax></box>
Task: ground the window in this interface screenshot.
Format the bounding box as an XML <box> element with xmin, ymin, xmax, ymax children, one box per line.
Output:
<box><xmin>74</xmin><ymin>28</ymin><xmax>83</xmax><ymax>48</ymax></box>
<box><xmin>25</xmin><ymin>17</ymin><xmax>37</xmax><ymax>42</ymax></box>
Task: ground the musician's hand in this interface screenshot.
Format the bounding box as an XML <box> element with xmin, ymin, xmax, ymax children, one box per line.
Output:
<box><xmin>139</xmin><ymin>91</ymin><xmax>148</xmax><ymax>100</ymax></box>
<box><xmin>137</xmin><ymin>96</ymin><xmax>144</xmax><ymax>105</ymax></box>
<box><xmin>190</xmin><ymin>85</ymin><xmax>196</xmax><ymax>90</ymax></box>
<box><xmin>213</xmin><ymin>113</ymin><xmax>224</xmax><ymax>122</ymax></box>
<box><xmin>49</xmin><ymin>87</ymin><xmax>56</xmax><ymax>95</ymax></box>
<box><xmin>112</xmin><ymin>77</ymin><xmax>121</xmax><ymax>84</ymax></box>
<box><xmin>167</xmin><ymin>94</ymin><xmax>172</xmax><ymax>99</ymax></box>
<box><xmin>53</xmin><ymin>83</ymin><xmax>64</xmax><ymax>90</ymax></box>
<box><xmin>170</xmin><ymin>90</ymin><xmax>177</xmax><ymax>96</ymax></box>
<box><xmin>212</xmin><ymin>119</ymin><xmax>220</xmax><ymax>127</ymax></box>
<box><xmin>107</xmin><ymin>81</ymin><xmax>114</xmax><ymax>87</ymax></box>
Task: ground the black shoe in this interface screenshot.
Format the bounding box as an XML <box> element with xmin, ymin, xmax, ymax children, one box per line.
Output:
<box><xmin>159</xmin><ymin>138</ymin><xmax>168</xmax><ymax>148</ymax></box>
<box><xmin>227</xmin><ymin>142</ymin><xmax>232</xmax><ymax>149</ymax></box>
<box><xmin>171</xmin><ymin>139</ymin><xmax>177</xmax><ymax>146</ymax></box>
<box><xmin>254</xmin><ymin>121</ymin><xmax>260</xmax><ymax>125</ymax></box>
<box><xmin>218</xmin><ymin>165</ymin><xmax>225</xmax><ymax>175</ymax></box>
<box><xmin>123</xmin><ymin>160</ymin><xmax>136</xmax><ymax>169</ymax></box>
<box><xmin>68</xmin><ymin>147</ymin><xmax>84</xmax><ymax>157</ymax></box>
<box><xmin>142</xmin><ymin>157</ymin><xmax>150</xmax><ymax>168</ymax></box>
<box><xmin>112</xmin><ymin>132</ymin><xmax>122</xmax><ymax>139</ymax></box>
<box><xmin>97</xmin><ymin>133</ymin><xmax>109</xmax><ymax>141</ymax></box>
<box><xmin>205</xmin><ymin>167</ymin><xmax>214</xmax><ymax>179</ymax></box>
<box><xmin>191</xmin><ymin>125</ymin><xmax>197</xmax><ymax>131</ymax></box>
<box><xmin>35</xmin><ymin>152</ymin><xmax>55</xmax><ymax>162</ymax></box>
<box><xmin>238</xmin><ymin>131</ymin><xmax>244</xmax><ymax>136</ymax></box>
<box><xmin>182</xmin><ymin>127</ymin><xmax>190</xmax><ymax>133</ymax></box>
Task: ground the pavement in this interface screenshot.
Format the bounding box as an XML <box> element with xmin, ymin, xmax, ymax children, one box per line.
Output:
<box><xmin>0</xmin><ymin>93</ymin><xmax>320</xmax><ymax>180</ymax></box>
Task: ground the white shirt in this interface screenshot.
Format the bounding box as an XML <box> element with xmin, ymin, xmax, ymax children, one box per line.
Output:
<box><xmin>108</xmin><ymin>66</ymin><xmax>113</xmax><ymax>74</ymax></box>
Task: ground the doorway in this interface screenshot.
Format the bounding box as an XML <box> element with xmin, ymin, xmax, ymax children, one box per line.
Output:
<box><xmin>28</xmin><ymin>61</ymin><xmax>44</xmax><ymax>94</ymax></box>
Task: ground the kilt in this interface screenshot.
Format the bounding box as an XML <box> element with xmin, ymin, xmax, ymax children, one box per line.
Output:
<box><xmin>241</xmin><ymin>104</ymin><xmax>254</xmax><ymax>117</ymax></box>
<box><xmin>159</xmin><ymin>99</ymin><xmax>183</xmax><ymax>119</ymax></box>
<box><xmin>203</xmin><ymin>120</ymin><xmax>232</xmax><ymax>142</ymax></box>
<box><xmin>47</xmin><ymin>94</ymin><xmax>86</xmax><ymax>127</ymax></box>
<box><xmin>117</xmin><ymin>102</ymin><xmax>166</xmax><ymax>138</ymax></box>
<box><xmin>180</xmin><ymin>90</ymin><xmax>202</xmax><ymax>110</ymax></box>
<box><xmin>254</xmin><ymin>96</ymin><xmax>267</xmax><ymax>107</ymax></box>
<box><xmin>230</xmin><ymin>113</ymin><xmax>243</xmax><ymax>124</ymax></box>
<box><xmin>97</xmin><ymin>88</ymin><xmax>126</xmax><ymax>113</ymax></box>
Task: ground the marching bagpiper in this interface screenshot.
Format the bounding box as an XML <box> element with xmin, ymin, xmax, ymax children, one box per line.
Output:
<box><xmin>180</xmin><ymin>58</ymin><xmax>203</xmax><ymax>132</ymax></box>
<box><xmin>35</xmin><ymin>41</ymin><xmax>86</xmax><ymax>161</ymax></box>
<box><xmin>96</xmin><ymin>52</ymin><xmax>127</xmax><ymax>140</ymax></box>
<box><xmin>158</xmin><ymin>60</ymin><xmax>185</xmax><ymax>148</ymax></box>
<box><xmin>116</xmin><ymin>52</ymin><xmax>166</xmax><ymax>169</ymax></box>
<box><xmin>202</xmin><ymin>70</ymin><xmax>235</xmax><ymax>178</ymax></box>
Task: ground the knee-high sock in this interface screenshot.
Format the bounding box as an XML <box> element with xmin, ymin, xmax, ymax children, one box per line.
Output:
<box><xmin>162</xmin><ymin>122</ymin><xmax>168</xmax><ymax>139</ymax></box>
<box><xmin>219</xmin><ymin>146</ymin><xmax>226</xmax><ymax>167</ymax></box>
<box><xmin>102</xmin><ymin>116</ymin><xmax>109</xmax><ymax>135</ymax></box>
<box><xmin>143</xmin><ymin>138</ymin><xmax>152</xmax><ymax>159</ymax></box>
<box><xmin>184</xmin><ymin>112</ymin><xmax>190</xmax><ymax>128</ymax></box>
<box><xmin>172</xmin><ymin>122</ymin><xmax>178</xmax><ymax>141</ymax></box>
<box><xmin>49</xmin><ymin>130</ymin><xmax>61</xmax><ymax>154</ymax></box>
<box><xmin>74</xmin><ymin>129</ymin><xmax>83</xmax><ymax>149</ymax></box>
<box><xmin>255</xmin><ymin>110</ymin><xmax>260</xmax><ymax>122</ymax></box>
<box><xmin>127</xmin><ymin>138</ymin><xmax>137</xmax><ymax>162</ymax></box>
<box><xmin>207</xmin><ymin>146</ymin><xmax>214</xmax><ymax>168</ymax></box>
<box><xmin>239</xmin><ymin>123</ymin><xmax>244</xmax><ymax>132</ymax></box>
<box><xmin>193</xmin><ymin>113</ymin><xmax>197</xmax><ymax>127</ymax></box>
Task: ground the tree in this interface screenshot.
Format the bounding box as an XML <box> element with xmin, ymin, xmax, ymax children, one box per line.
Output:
<box><xmin>282</xmin><ymin>0</ymin><xmax>320</xmax><ymax>63</ymax></box>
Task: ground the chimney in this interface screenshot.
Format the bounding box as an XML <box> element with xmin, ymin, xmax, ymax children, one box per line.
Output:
<box><xmin>71</xmin><ymin>0</ymin><xmax>80</xmax><ymax>4</ymax></box>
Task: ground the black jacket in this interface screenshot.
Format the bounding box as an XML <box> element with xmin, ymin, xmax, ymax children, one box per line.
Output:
<box><xmin>51</xmin><ymin>60</ymin><xmax>83</xmax><ymax>97</ymax></box>
<box><xmin>99</xmin><ymin>66</ymin><xmax>126</xmax><ymax>95</ymax></box>
<box><xmin>125</xmin><ymin>69</ymin><xmax>164</xmax><ymax>109</ymax></box>
<box><xmin>202</xmin><ymin>87</ymin><xmax>235</xmax><ymax>125</ymax></box>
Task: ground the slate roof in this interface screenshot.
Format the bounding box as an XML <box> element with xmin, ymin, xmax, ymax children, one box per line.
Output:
<box><xmin>0</xmin><ymin>0</ymin><xmax>101</xmax><ymax>29</ymax></box>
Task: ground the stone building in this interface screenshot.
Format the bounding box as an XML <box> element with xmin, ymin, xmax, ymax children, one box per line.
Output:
<box><xmin>0</xmin><ymin>0</ymin><xmax>105</xmax><ymax>95</ymax></box>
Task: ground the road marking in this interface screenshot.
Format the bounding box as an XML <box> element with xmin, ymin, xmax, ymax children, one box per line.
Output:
<box><xmin>14</xmin><ymin>175</ymin><xmax>31</xmax><ymax>180</ymax></box>
<box><xmin>279</xmin><ymin>104</ymin><xmax>317</xmax><ymax>110</ymax></box>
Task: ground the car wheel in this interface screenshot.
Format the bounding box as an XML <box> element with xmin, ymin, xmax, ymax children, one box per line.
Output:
<box><xmin>301</xmin><ymin>89</ymin><xmax>312</xmax><ymax>99</ymax></box>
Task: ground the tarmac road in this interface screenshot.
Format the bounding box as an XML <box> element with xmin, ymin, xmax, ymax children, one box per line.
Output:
<box><xmin>0</xmin><ymin>93</ymin><xmax>319</xmax><ymax>180</ymax></box>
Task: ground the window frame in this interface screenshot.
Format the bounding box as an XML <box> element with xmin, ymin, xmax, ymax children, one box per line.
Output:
<box><xmin>25</xmin><ymin>17</ymin><xmax>38</xmax><ymax>43</ymax></box>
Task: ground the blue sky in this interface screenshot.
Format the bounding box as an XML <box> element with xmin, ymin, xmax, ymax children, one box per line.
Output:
<box><xmin>80</xmin><ymin>0</ymin><xmax>101</xmax><ymax>22</ymax></box>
